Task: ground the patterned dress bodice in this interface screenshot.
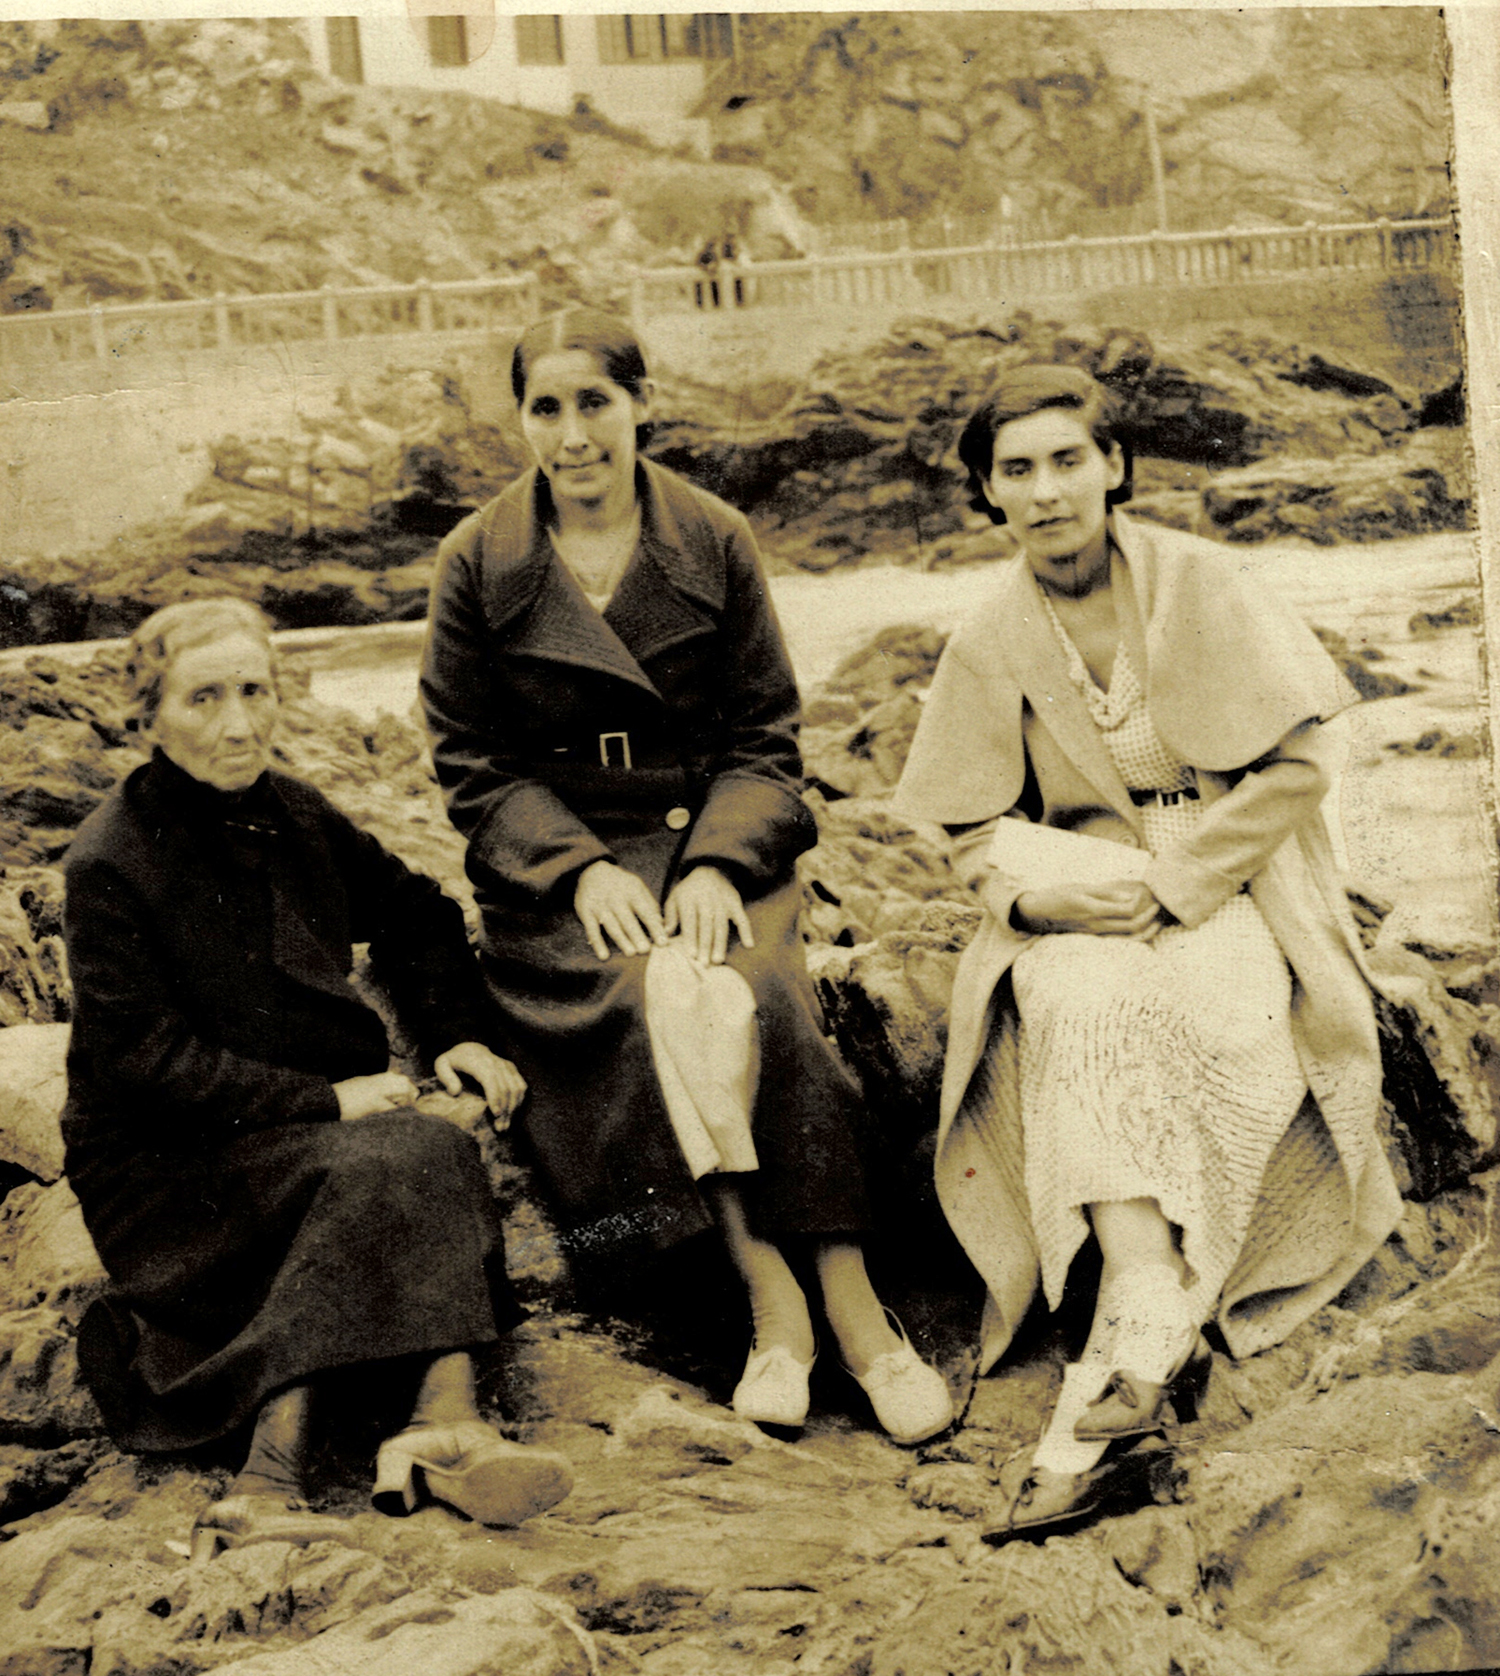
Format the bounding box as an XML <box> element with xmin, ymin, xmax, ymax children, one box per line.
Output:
<box><xmin>1040</xmin><ymin>591</ymin><xmax>1199</xmax><ymax>853</ymax></box>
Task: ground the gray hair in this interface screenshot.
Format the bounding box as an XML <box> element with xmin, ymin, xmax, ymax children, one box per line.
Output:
<box><xmin>125</xmin><ymin>597</ymin><xmax>276</xmax><ymax>728</ymax></box>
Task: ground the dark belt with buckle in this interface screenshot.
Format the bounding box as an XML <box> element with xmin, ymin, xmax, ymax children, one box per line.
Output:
<box><xmin>1129</xmin><ymin>784</ymin><xmax>1201</xmax><ymax>807</ymax></box>
<box><xmin>597</xmin><ymin>732</ymin><xmax>632</xmax><ymax>768</ymax></box>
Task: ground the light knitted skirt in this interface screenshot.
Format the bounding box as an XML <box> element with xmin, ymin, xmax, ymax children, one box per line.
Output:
<box><xmin>1011</xmin><ymin>887</ymin><xmax>1309</xmax><ymax>1322</ymax></box>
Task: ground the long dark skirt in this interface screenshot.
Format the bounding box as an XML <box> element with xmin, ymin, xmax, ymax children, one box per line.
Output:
<box><xmin>479</xmin><ymin>873</ymin><xmax>872</xmax><ymax>1265</ymax></box>
<box><xmin>73</xmin><ymin>1112</ymin><xmax>520</xmax><ymax>1452</ymax></box>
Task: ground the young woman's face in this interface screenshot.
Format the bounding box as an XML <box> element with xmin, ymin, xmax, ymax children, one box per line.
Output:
<box><xmin>982</xmin><ymin>409</ymin><xmax>1124</xmax><ymax>596</ymax></box>
<box><xmin>519</xmin><ymin>349</ymin><xmax>652</xmax><ymax>514</ymax></box>
<box><xmin>148</xmin><ymin>630</ymin><xmax>279</xmax><ymax>793</ymax></box>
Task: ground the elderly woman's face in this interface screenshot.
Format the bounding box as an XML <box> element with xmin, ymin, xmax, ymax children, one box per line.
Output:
<box><xmin>983</xmin><ymin>409</ymin><xmax>1124</xmax><ymax>597</ymax></box>
<box><xmin>149</xmin><ymin>630</ymin><xmax>278</xmax><ymax>793</ymax></box>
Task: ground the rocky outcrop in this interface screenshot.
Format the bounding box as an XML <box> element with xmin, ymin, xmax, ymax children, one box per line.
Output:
<box><xmin>0</xmin><ymin>1025</ymin><xmax>68</xmax><ymax>1181</ymax></box>
<box><xmin>709</xmin><ymin>11</ymin><xmax>1449</xmax><ymax>234</ymax></box>
<box><xmin>0</xmin><ymin>19</ymin><xmax>800</xmax><ymax>316</ymax></box>
<box><xmin>650</xmin><ymin>315</ymin><xmax>1467</xmax><ymax>567</ymax></box>
<box><xmin>0</xmin><ymin>617</ymin><xmax>1497</xmax><ymax>1674</ymax></box>
<box><xmin>1</xmin><ymin>314</ymin><xmax>1472</xmax><ymax>647</ymax></box>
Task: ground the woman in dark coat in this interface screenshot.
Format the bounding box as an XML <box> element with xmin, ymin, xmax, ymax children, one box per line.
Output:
<box><xmin>420</xmin><ymin>307</ymin><xmax>951</xmax><ymax>1444</ymax></box>
<box><xmin>63</xmin><ymin>598</ymin><xmax>572</xmax><ymax>1559</ymax></box>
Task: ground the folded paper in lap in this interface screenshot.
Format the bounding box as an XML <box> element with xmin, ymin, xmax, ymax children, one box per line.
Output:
<box><xmin>988</xmin><ymin>818</ymin><xmax>1152</xmax><ymax>890</ymax></box>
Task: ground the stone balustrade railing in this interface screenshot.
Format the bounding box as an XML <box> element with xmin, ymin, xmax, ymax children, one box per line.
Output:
<box><xmin>0</xmin><ymin>272</ymin><xmax>541</xmax><ymax>368</ymax></box>
<box><xmin>631</xmin><ymin>216</ymin><xmax>1456</xmax><ymax>318</ymax></box>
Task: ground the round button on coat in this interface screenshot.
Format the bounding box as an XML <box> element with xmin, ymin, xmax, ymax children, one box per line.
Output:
<box><xmin>665</xmin><ymin>807</ymin><xmax>692</xmax><ymax>831</ymax></box>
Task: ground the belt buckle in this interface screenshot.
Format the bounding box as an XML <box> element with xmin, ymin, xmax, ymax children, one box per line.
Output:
<box><xmin>1161</xmin><ymin>789</ymin><xmax>1179</xmax><ymax>806</ymax></box>
<box><xmin>599</xmin><ymin>731</ymin><xmax>632</xmax><ymax>769</ymax></box>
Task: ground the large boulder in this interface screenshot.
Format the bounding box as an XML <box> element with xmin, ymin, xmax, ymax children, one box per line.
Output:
<box><xmin>0</xmin><ymin>1023</ymin><xmax>69</xmax><ymax>1182</ymax></box>
<box><xmin>0</xmin><ymin>1182</ymin><xmax>107</xmax><ymax>1441</ymax></box>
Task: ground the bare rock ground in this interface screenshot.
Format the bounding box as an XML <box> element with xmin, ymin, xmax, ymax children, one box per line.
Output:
<box><xmin>0</xmin><ymin>575</ymin><xmax>1497</xmax><ymax>1673</ymax></box>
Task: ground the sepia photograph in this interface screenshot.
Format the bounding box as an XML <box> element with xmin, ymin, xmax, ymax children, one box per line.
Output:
<box><xmin>0</xmin><ymin>5</ymin><xmax>1497</xmax><ymax>1672</ymax></box>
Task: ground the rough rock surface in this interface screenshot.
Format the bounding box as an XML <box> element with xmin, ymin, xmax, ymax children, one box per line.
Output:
<box><xmin>0</xmin><ymin>621</ymin><xmax>1497</xmax><ymax>1674</ymax></box>
<box><xmin>0</xmin><ymin>316</ymin><xmax>1470</xmax><ymax>647</ymax></box>
<box><xmin>0</xmin><ymin>19</ymin><xmax>799</xmax><ymax>317</ymax></box>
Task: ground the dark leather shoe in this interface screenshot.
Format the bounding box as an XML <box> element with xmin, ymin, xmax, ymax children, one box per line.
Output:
<box><xmin>981</xmin><ymin>1437</ymin><xmax>1171</xmax><ymax>1545</ymax></box>
<box><xmin>1074</xmin><ymin>1333</ymin><xmax>1213</xmax><ymax>1442</ymax></box>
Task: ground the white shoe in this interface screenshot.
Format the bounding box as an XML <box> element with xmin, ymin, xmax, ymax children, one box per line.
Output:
<box><xmin>848</xmin><ymin>1319</ymin><xmax>954</xmax><ymax>1445</ymax></box>
<box><xmin>732</xmin><ymin>1344</ymin><xmax>815</xmax><ymax>1429</ymax></box>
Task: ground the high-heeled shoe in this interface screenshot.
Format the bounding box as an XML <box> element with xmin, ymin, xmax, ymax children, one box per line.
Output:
<box><xmin>846</xmin><ymin>1315</ymin><xmax>954</xmax><ymax>1446</ymax></box>
<box><xmin>189</xmin><ymin>1493</ymin><xmax>354</xmax><ymax>1566</ymax></box>
<box><xmin>732</xmin><ymin>1343</ymin><xmax>816</xmax><ymax>1429</ymax></box>
<box><xmin>1074</xmin><ymin>1333</ymin><xmax>1213</xmax><ymax>1442</ymax></box>
<box><xmin>372</xmin><ymin>1420</ymin><xmax>573</xmax><ymax>1528</ymax></box>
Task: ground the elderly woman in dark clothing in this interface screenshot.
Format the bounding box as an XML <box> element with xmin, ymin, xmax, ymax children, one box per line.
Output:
<box><xmin>62</xmin><ymin>598</ymin><xmax>572</xmax><ymax>1560</ymax></box>
<box><xmin>420</xmin><ymin>307</ymin><xmax>952</xmax><ymax>1444</ymax></box>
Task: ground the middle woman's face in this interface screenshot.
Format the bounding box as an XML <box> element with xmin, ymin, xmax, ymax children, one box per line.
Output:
<box><xmin>520</xmin><ymin>349</ymin><xmax>652</xmax><ymax>518</ymax></box>
<box><xmin>982</xmin><ymin>409</ymin><xmax>1124</xmax><ymax>597</ymax></box>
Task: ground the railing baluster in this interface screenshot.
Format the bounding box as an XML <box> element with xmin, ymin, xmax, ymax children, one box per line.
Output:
<box><xmin>0</xmin><ymin>223</ymin><xmax>1456</xmax><ymax>374</ymax></box>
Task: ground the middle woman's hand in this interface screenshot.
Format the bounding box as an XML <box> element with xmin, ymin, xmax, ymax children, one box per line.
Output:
<box><xmin>664</xmin><ymin>864</ymin><xmax>755</xmax><ymax>966</ymax></box>
<box><xmin>574</xmin><ymin>859</ymin><xmax>668</xmax><ymax>959</ymax></box>
<box><xmin>1009</xmin><ymin>878</ymin><xmax>1165</xmax><ymax>939</ymax></box>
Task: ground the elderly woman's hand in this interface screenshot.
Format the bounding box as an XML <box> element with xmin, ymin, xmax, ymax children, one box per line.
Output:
<box><xmin>664</xmin><ymin>865</ymin><xmax>755</xmax><ymax>966</ymax></box>
<box><xmin>434</xmin><ymin>1042</ymin><xmax>528</xmax><ymax>1129</ymax></box>
<box><xmin>334</xmin><ymin>1070</ymin><xmax>421</xmax><ymax>1121</ymax></box>
<box><xmin>1012</xmin><ymin>879</ymin><xmax>1165</xmax><ymax>940</ymax></box>
<box><xmin>574</xmin><ymin>859</ymin><xmax>668</xmax><ymax>960</ymax></box>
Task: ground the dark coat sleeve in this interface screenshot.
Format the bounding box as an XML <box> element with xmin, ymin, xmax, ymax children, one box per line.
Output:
<box><xmin>313</xmin><ymin>793</ymin><xmax>496</xmax><ymax>1060</ymax></box>
<box><xmin>675</xmin><ymin>516</ymin><xmax>815</xmax><ymax>891</ymax></box>
<box><xmin>421</xmin><ymin>518</ymin><xmax>614</xmax><ymax>899</ymax></box>
<box><xmin>63</xmin><ymin>847</ymin><xmax>341</xmax><ymax>1141</ymax></box>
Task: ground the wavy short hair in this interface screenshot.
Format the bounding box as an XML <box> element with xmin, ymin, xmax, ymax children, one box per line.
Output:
<box><xmin>957</xmin><ymin>364</ymin><xmax>1134</xmax><ymax>525</ymax></box>
<box><xmin>125</xmin><ymin>597</ymin><xmax>276</xmax><ymax>729</ymax></box>
<box><xmin>510</xmin><ymin>307</ymin><xmax>653</xmax><ymax>448</ymax></box>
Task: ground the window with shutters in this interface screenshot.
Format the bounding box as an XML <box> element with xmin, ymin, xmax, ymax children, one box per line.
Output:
<box><xmin>515</xmin><ymin>15</ymin><xmax>564</xmax><ymax>66</ymax></box>
<box><xmin>660</xmin><ymin>15</ymin><xmax>701</xmax><ymax>58</ymax></box>
<box><xmin>595</xmin><ymin>16</ymin><xmax>630</xmax><ymax>64</ymax></box>
<box><xmin>427</xmin><ymin>16</ymin><xmax>470</xmax><ymax>68</ymax></box>
<box><xmin>698</xmin><ymin>15</ymin><xmax>735</xmax><ymax>60</ymax></box>
<box><xmin>625</xmin><ymin>16</ymin><xmax>665</xmax><ymax>60</ymax></box>
<box><xmin>596</xmin><ymin>16</ymin><xmax>734</xmax><ymax>66</ymax></box>
<box><xmin>325</xmin><ymin>17</ymin><xmax>364</xmax><ymax>83</ymax></box>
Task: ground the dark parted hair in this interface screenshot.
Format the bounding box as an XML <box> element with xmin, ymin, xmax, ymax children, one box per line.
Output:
<box><xmin>957</xmin><ymin>364</ymin><xmax>1134</xmax><ymax>525</ymax></box>
<box><xmin>510</xmin><ymin>308</ymin><xmax>653</xmax><ymax>448</ymax></box>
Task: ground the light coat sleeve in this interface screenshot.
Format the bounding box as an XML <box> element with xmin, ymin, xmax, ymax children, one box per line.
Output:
<box><xmin>1144</xmin><ymin>720</ymin><xmax>1332</xmax><ymax>928</ymax></box>
<box><xmin>891</xmin><ymin>629</ymin><xmax>1028</xmax><ymax>829</ymax></box>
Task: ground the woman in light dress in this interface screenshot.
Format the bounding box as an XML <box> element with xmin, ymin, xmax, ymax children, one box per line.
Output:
<box><xmin>895</xmin><ymin>365</ymin><xmax>1402</xmax><ymax>1538</ymax></box>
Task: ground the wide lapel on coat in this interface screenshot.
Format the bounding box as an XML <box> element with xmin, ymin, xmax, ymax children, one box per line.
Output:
<box><xmin>1004</xmin><ymin>561</ymin><xmax>1141</xmax><ymax>833</ymax></box>
<box><xmin>604</xmin><ymin>462</ymin><xmax>722</xmax><ymax>667</ymax></box>
<box><xmin>480</xmin><ymin>470</ymin><xmax>662</xmax><ymax>700</ymax></box>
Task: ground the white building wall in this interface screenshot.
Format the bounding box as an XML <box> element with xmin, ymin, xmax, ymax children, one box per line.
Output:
<box><xmin>303</xmin><ymin>16</ymin><xmax>710</xmax><ymax>152</ymax></box>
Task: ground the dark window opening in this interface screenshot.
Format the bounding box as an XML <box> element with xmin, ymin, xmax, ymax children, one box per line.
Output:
<box><xmin>427</xmin><ymin>16</ymin><xmax>470</xmax><ymax>68</ymax></box>
<box><xmin>326</xmin><ymin>17</ymin><xmax>364</xmax><ymax>84</ymax></box>
<box><xmin>515</xmin><ymin>15</ymin><xmax>564</xmax><ymax>66</ymax></box>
